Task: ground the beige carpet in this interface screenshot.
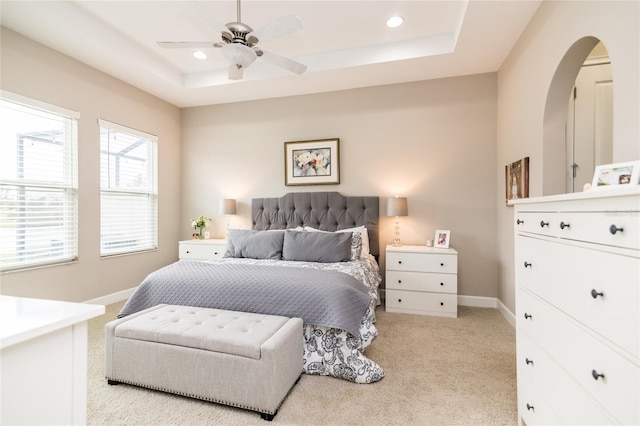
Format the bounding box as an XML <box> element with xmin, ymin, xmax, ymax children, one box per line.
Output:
<box><xmin>87</xmin><ymin>302</ymin><xmax>517</xmax><ymax>425</ymax></box>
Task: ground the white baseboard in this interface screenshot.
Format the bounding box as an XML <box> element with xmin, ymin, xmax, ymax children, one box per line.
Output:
<box><xmin>457</xmin><ymin>295</ymin><xmax>497</xmax><ymax>308</ymax></box>
<box><xmin>497</xmin><ymin>299</ymin><xmax>516</xmax><ymax>328</ymax></box>
<box><xmin>84</xmin><ymin>287</ymin><xmax>135</xmax><ymax>305</ymax></box>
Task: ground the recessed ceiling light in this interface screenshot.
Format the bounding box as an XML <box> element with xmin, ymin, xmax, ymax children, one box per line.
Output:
<box><xmin>386</xmin><ymin>16</ymin><xmax>404</xmax><ymax>28</ymax></box>
<box><xmin>193</xmin><ymin>51</ymin><xmax>207</xmax><ymax>60</ymax></box>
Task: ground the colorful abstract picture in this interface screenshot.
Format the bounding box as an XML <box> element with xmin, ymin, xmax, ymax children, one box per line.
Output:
<box><xmin>285</xmin><ymin>138</ymin><xmax>340</xmax><ymax>186</ymax></box>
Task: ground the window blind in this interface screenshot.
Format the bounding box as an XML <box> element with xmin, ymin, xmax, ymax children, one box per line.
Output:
<box><xmin>99</xmin><ymin>119</ymin><xmax>157</xmax><ymax>256</ymax></box>
<box><xmin>0</xmin><ymin>91</ymin><xmax>79</xmax><ymax>272</ymax></box>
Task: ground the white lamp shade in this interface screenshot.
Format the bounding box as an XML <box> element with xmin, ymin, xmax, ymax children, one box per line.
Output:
<box><xmin>387</xmin><ymin>197</ymin><xmax>408</xmax><ymax>217</ymax></box>
<box><xmin>220</xmin><ymin>198</ymin><xmax>237</xmax><ymax>215</ymax></box>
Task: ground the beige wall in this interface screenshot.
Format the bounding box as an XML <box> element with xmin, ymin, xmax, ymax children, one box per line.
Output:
<box><xmin>181</xmin><ymin>73</ymin><xmax>498</xmax><ymax>299</ymax></box>
<box><xmin>496</xmin><ymin>1</ymin><xmax>640</xmax><ymax>312</ymax></box>
<box><xmin>0</xmin><ymin>28</ymin><xmax>182</xmax><ymax>302</ymax></box>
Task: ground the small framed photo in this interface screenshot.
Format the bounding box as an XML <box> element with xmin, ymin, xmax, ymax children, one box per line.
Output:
<box><xmin>284</xmin><ymin>138</ymin><xmax>340</xmax><ymax>186</ymax></box>
<box><xmin>434</xmin><ymin>229</ymin><xmax>451</xmax><ymax>249</ymax></box>
<box><xmin>591</xmin><ymin>161</ymin><xmax>640</xmax><ymax>190</ymax></box>
<box><xmin>505</xmin><ymin>157</ymin><xmax>529</xmax><ymax>204</ymax></box>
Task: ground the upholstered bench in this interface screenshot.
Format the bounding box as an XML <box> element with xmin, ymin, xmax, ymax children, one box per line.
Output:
<box><xmin>105</xmin><ymin>304</ymin><xmax>303</xmax><ymax>420</ymax></box>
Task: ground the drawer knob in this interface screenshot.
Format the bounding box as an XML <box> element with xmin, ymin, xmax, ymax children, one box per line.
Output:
<box><xmin>525</xmin><ymin>358</ymin><xmax>534</xmax><ymax>366</ymax></box>
<box><xmin>440</xmin><ymin>282</ymin><xmax>444</xmax><ymax>286</ymax></box>
<box><xmin>186</xmin><ymin>250</ymin><xmax>190</xmax><ymax>254</ymax></box>
<box><xmin>440</xmin><ymin>263</ymin><xmax>444</xmax><ymax>267</ymax></box>
<box><xmin>398</xmin><ymin>299</ymin><xmax>402</xmax><ymax>303</ymax></box>
<box><xmin>440</xmin><ymin>302</ymin><xmax>444</xmax><ymax>306</ymax></box>
<box><xmin>560</xmin><ymin>221</ymin><xmax>570</xmax><ymax>229</ymax></box>
<box><xmin>524</xmin><ymin>313</ymin><xmax>532</xmax><ymax>320</ymax></box>
<box><xmin>214</xmin><ymin>251</ymin><xmax>219</xmax><ymax>255</ymax></box>
<box><xmin>609</xmin><ymin>224</ymin><xmax>624</xmax><ymax>235</ymax></box>
<box><xmin>398</xmin><ymin>260</ymin><xmax>403</xmax><ymax>264</ymax></box>
<box><xmin>517</xmin><ymin>218</ymin><xmax>524</xmax><ymax>225</ymax></box>
<box><xmin>397</xmin><ymin>280</ymin><xmax>402</xmax><ymax>284</ymax></box>
<box><xmin>591</xmin><ymin>289</ymin><xmax>604</xmax><ymax>299</ymax></box>
<box><xmin>540</xmin><ymin>220</ymin><xmax>549</xmax><ymax>228</ymax></box>
<box><xmin>524</xmin><ymin>261</ymin><xmax>532</xmax><ymax>268</ymax></box>
<box><xmin>591</xmin><ymin>369</ymin><xmax>605</xmax><ymax>381</ymax></box>
<box><xmin>526</xmin><ymin>403</ymin><xmax>534</xmax><ymax>411</ymax></box>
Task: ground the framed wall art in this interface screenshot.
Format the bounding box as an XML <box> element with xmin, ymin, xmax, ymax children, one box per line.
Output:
<box><xmin>434</xmin><ymin>229</ymin><xmax>451</xmax><ymax>249</ymax></box>
<box><xmin>591</xmin><ymin>160</ymin><xmax>640</xmax><ymax>190</ymax></box>
<box><xmin>505</xmin><ymin>157</ymin><xmax>529</xmax><ymax>204</ymax></box>
<box><xmin>284</xmin><ymin>138</ymin><xmax>340</xmax><ymax>186</ymax></box>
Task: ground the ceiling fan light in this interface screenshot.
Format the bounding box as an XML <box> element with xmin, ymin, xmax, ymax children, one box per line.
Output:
<box><xmin>221</xmin><ymin>43</ymin><xmax>257</xmax><ymax>68</ymax></box>
<box><xmin>386</xmin><ymin>16</ymin><xmax>404</xmax><ymax>28</ymax></box>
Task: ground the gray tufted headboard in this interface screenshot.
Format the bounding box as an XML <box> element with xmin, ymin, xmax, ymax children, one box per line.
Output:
<box><xmin>252</xmin><ymin>192</ymin><xmax>380</xmax><ymax>257</ymax></box>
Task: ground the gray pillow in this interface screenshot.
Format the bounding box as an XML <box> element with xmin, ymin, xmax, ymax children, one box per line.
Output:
<box><xmin>282</xmin><ymin>229</ymin><xmax>352</xmax><ymax>263</ymax></box>
<box><xmin>224</xmin><ymin>229</ymin><xmax>284</xmax><ymax>260</ymax></box>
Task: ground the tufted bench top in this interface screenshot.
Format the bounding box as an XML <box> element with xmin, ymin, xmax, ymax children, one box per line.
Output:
<box><xmin>113</xmin><ymin>305</ymin><xmax>290</xmax><ymax>360</ymax></box>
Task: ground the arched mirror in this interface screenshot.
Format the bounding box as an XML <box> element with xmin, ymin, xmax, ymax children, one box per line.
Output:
<box><xmin>542</xmin><ymin>37</ymin><xmax>612</xmax><ymax>196</ymax></box>
<box><xmin>565</xmin><ymin>42</ymin><xmax>613</xmax><ymax>192</ymax></box>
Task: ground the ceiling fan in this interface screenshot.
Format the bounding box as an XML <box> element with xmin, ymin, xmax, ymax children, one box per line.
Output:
<box><xmin>157</xmin><ymin>0</ymin><xmax>307</xmax><ymax>80</ymax></box>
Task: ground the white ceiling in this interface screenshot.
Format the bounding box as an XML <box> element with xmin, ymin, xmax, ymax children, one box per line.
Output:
<box><xmin>1</xmin><ymin>0</ymin><xmax>541</xmax><ymax>108</ymax></box>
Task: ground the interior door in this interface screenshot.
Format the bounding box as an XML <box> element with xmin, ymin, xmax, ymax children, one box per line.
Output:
<box><xmin>566</xmin><ymin>60</ymin><xmax>613</xmax><ymax>192</ymax></box>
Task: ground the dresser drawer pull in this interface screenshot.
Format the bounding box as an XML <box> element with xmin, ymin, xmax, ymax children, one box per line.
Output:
<box><xmin>214</xmin><ymin>251</ymin><xmax>219</xmax><ymax>255</ymax></box>
<box><xmin>186</xmin><ymin>250</ymin><xmax>190</xmax><ymax>254</ymax></box>
<box><xmin>440</xmin><ymin>302</ymin><xmax>444</xmax><ymax>306</ymax></box>
<box><xmin>517</xmin><ymin>219</ymin><xmax>524</xmax><ymax>225</ymax></box>
<box><xmin>524</xmin><ymin>261</ymin><xmax>532</xmax><ymax>268</ymax></box>
<box><xmin>440</xmin><ymin>282</ymin><xmax>444</xmax><ymax>286</ymax></box>
<box><xmin>590</xmin><ymin>289</ymin><xmax>604</xmax><ymax>299</ymax></box>
<box><xmin>591</xmin><ymin>370</ymin><xmax>605</xmax><ymax>381</ymax></box>
<box><xmin>526</xmin><ymin>403</ymin><xmax>534</xmax><ymax>411</ymax></box>
<box><xmin>524</xmin><ymin>313</ymin><xmax>532</xmax><ymax>320</ymax></box>
<box><xmin>398</xmin><ymin>299</ymin><xmax>402</xmax><ymax>303</ymax></box>
<box><xmin>540</xmin><ymin>220</ymin><xmax>549</xmax><ymax>228</ymax></box>
<box><xmin>398</xmin><ymin>260</ymin><xmax>403</xmax><ymax>264</ymax></box>
<box><xmin>560</xmin><ymin>221</ymin><xmax>570</xmax><ymax>229</ymax></box>
<box><xmin>440</xmin><ymin>263</ymin><xmax>444</xmax><ymax>267</ymax></box>
<box><xmin>397</xmin><ymin>280</ymin><xmax>402</xmax><ymax>284</ymax></box>
<box><xmin>525</xmin><ymin>358</ymin><xmax>534</xmax><ymax>366</ymax></box>
<box><xmin>609</xmin><ymin>224</ymin><xmax>623</xmax><ymax>235</ymax></box>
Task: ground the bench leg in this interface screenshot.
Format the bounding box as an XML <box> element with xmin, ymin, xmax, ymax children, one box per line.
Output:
<box><xmin>260</xmin><ymin>410</ymin><xmax>277</xmax><ymax>421</ymax></box>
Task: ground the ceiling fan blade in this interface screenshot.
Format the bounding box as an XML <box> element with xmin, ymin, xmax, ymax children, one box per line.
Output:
<box><xmin>194</xmin><ymin>1</ymin><xmax>232</xmax><ymax>36</ymax></box>
<box><xmin>157</xmin><ymin>42</ymin><xmax>216</xmax><ymax>49</ymax></box>
<box><xmin>259</xmin><ymin>50</ymin><xmax>307</xmax><ymax>75</ymax></box>
<box><xmin>229</xmin><ymin>64</ymin><xmax>243</xmax><ymax>80</ymax></box>
<box><xmin>248</xmin><ymin>14</ymin><xmax>303</xmax><ymax>43</ymax></box>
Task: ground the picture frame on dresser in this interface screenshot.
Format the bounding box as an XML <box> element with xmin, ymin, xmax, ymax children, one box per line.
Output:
<box><xmin>284</xmin><ymin>138</ymin><xmax>340</xmax><ymax>186</ymax></box>
<box><xmin>591</xmin><ymin>160</ymin><xmax>640</xmax><ymax>189</ymax></box>
<box><xmin>505</xmin><ymin>156</ymin><xmax>529</xmax><ymax>204</ymax></box>
<box><xmin>434</xmin><ymin>229</ymin><xmax>450</xmax><ymax>249</ymax></box>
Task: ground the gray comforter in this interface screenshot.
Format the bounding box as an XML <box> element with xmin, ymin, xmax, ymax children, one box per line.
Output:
<box><xmin>119</xmin><ymin>260</ymin><xmax>370</xmax><ymax>337</ymax></box>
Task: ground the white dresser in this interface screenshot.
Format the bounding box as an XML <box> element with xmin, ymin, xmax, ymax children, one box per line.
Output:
<box><xmin>385</xmin><ymin>244</ymin><xmax>458</xmax><ymax>317</ymax></box>
<box><xmin>513</xmin><ymin>188</ymin><xmax>639</xmax><ymax>425</ymax></box>
<box><xmin>179</xmin><ymin>239</ymin><xmax>227</xmax><ymax>261</ymax></box>
<box><xmin>1</xmin><ymin>296</ymin><xmax>105</xmax><ymax>425</ymax></box>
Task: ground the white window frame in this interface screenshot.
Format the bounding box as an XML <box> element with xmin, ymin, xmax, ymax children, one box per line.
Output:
<box><xmin>99</xmin><ymin>119</ymin><xmax>158</xmax><ymax>257</ymax></box>
<box><xmin>0</xmin><ymin>90</ymin><xmax>79</xmax><ymax>272</ymax></box>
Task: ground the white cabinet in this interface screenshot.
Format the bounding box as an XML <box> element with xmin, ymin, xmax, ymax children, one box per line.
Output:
<box><xmin>179</xmin><ymin>239</ymin><xmax>227</xmax><ymax>261</ymax></box>
<box><xmin>385</xmin><ymin>245</ymin><xmax>458</xmax><ymax>317</ymax></box>
<box><xmin>0</xmin><ymin>296</ymin><xmax>105</xmax><ymax>425</ymax></box>
<box><xmin>513</xmin><ymin>188</ymin><xmax>640</xmax><ymax>425</ymax></box>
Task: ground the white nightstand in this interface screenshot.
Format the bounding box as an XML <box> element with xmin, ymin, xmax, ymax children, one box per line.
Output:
<box><xmin>385</xmin><ymin>244</ymin><xmax>458</xmax><ymax>317</ymax></box>
<box><xmin>179</xmin><ymin>239</ymin><xmax>227</xmax><ymax>261</ymax></box>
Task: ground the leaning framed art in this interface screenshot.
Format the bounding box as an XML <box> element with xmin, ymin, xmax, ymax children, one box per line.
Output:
<box><xmin>505</xmin><ymin>157</ymin><xmax>529</xmax><ymax>204</ymax></box>
<box><xmin>284</xmin><ymin>138</ymin><xmax>340</xmax><ymax>186</ymax></box>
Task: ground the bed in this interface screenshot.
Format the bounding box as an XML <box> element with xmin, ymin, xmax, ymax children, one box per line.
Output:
<box><xmin>119</xmin><ymin>192</ymin><xmax>384</xmax><ymax>384</ymax></box>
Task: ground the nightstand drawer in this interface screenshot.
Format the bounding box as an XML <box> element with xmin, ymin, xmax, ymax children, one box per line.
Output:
<box><xmin>386</xmin><ymin>290</ymin><xmax>457</xmax><ymax>316</ymax></box>
<box><xmin>386</xmin><ymin>271</ymin><xmax>456</xmax><ymax>293</ymax></box>
<box><xmin>179</xmin><ymin>240</ymin><xmax>226</xmax><ymax>261</ymax></box>
<box><xmin>386</xmin><ymin>251</ymin><xmax>457</xmax><ymax>274</ymax></box>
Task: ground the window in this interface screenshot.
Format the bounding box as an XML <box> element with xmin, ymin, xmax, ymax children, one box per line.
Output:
<box><xmin>99</xmin><ymin>119</ymin><xmax>157</xmax><ymax>256</ymax></box>
<box><xmin>0</xmin><ymin>91</ymin><xmax>79</xmax><ymax>272</ymax></box>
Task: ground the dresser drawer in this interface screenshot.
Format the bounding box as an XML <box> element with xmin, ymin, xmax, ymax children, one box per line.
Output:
<box><xmin>179</xmin><ymin>241</ymin><xmax>226</xmax><ymax>260</ymax></box>
<box><xmin>514</xmin><ymin>211</ymin><xmax>557</xmax><ymax>237</ymax></box>
<box><xmin>517</xmin><ymin>333</ymin><xmax>616</xmax><ymax>425</ymax></box>
<box><xmin>386</xmin><ymin>290</ymin><xmax>457</xmax><ymax>316</ymax></box>
<box><xmin>556</xmin><ymin>211</ymin><xmax>640</xmax><ymax>250</ymax></box>
<box><xmin>386</xmin><ymin>271</ymin><xmax>456</xmax><ymax>293</ymax></box>
<box><xmin>517</xmin><ymin>374</ymin><xmax>562</xmax><ymax>426</ymax></box>
<box><xmin>516</xmin><ymin>235</ymin><xmax>639</xmax><ymax>358</ymax></box>
<box><xmin>386</xmin><ymin>251</ymin><xmax>457</xmax><ymax>274</ymax></box>
<box><xmin>518</xmin><ymin>289</ymin><xmax>639</xmax><ymax>424</ymax></box>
